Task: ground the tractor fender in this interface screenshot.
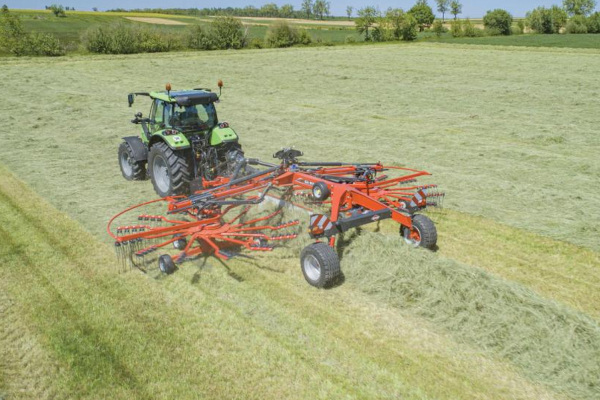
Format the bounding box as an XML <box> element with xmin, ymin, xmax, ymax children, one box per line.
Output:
<box><xmin>149</xmin><ymin>132</ymin><xmax>191</xmax><ymax>151</ymax></box>
<box><xmin>122</xmin><ymin>136</ymin><xmax>148</xmax><ymax>162</ymax></box>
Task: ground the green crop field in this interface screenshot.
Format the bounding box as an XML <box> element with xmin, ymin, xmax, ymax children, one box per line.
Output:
<box><xmin>1</xmin><ymin>42</ymin><xmax>599</xmax><ymax>399</ymax></box>
<box><xmin>9</xmin><ymin>9</ymin><xmax>359</xmax><ymax>50</ymax></box>
<box><xmin>426</xmin><ymin>33</ymin><xmax>600</xmax><ymax>49</ymax></box>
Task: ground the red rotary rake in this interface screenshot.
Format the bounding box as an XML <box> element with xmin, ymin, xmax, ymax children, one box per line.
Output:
<box><xmin>108</xmin><ymin>149</ymin><xmax>444</xmax><ymax>287</ymax></box>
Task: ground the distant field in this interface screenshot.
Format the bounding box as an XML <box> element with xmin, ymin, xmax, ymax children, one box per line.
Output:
<box><xmin>1</xmin><ymin>37</ymin><xmax>600</xmax><ymax>400</ymax></box>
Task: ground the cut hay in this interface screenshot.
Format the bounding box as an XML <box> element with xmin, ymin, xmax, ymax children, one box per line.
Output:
<box><xmin>341</xmin><ymin>232</ymin><xmax>600</xmax><ymax>399</ymax></box>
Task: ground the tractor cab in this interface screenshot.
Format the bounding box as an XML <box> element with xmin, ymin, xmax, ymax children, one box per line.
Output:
<box><xmin>148</xmin><ymin>90</ymin><xmax>219</xmax><ymax>134</ymax></box>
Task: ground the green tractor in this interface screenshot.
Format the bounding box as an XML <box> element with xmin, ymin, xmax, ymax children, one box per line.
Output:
<box><xmin>119</xmin><ymin>82</ymin><xmax>247</xmax><ymax>197</ymax></box>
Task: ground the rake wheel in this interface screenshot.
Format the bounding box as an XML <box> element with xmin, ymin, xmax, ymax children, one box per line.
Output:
<box><xmin>300</xmin><ymin>242</ymin><xmax>341</xmax><ymax>288</ymax></box>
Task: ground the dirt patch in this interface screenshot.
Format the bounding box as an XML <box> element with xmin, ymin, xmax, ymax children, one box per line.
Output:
<box><xmin>125</xmin><ymin>17</ymin><xmax>188</xmax><ymax>25</ymax></box>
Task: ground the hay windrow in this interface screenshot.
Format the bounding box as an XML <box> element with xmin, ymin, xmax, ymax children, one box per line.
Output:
<box><xmin>341</xmin><ymin>232</ymin><xmax>600</xmax><ymax>399</ymax></box>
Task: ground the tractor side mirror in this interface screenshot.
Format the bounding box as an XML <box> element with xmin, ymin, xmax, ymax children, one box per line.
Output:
<box><xmin>128</xmin><ymin>94</ymin><xmax>135</xmax><ymax>107</ymax></box>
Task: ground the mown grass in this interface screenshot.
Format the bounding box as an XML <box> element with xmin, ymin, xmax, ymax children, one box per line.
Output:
<box><xmin>0</xmin><ymin>164</ymin><xmax>562</xmax><ymax>399</ymax></box>
<box><xmin>1</xmin><ymin>43</ymin><xmax>599</xmax><ymax>398</ymax></box>
<box><xmin>1</xmin><ymin>44</ymin><xmax>597</xmax><ymax>249</ymax></box>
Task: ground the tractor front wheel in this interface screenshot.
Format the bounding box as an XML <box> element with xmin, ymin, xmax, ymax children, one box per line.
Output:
<box><xmin>148</xmin><ymin>142</ymin><xmax>192</xmax><ymax>198</ymax></box>
<box><xmin>118</xmin><ymin>142</ymin><xmax>146</xmax><ymax>181</ymax></box>
<box><xmin>300</xmin><ymin>242</ymin><xmax>341</xmax><ymax>288</ymax></box>
<box><xmin>401</xmin><ymin>214</ymin><xmax>437</xmax><ymax>250</ymax></box>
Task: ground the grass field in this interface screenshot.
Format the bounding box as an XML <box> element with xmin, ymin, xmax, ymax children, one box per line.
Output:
<box><xmin>1</xmin><ymin>42</ymin><xmax>599</xmax><ymax>399</ymax></box>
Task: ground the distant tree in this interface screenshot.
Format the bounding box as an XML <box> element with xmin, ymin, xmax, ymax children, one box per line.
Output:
<box><xmin>301</xmin><ymin>0</ymin><xmax>313</xmax><ymax>19</ymax></box>
<box><xmin>588</xmin><ymin>11</ymin><xmax>600</xmax><ymax>32</ymax></box>
<box><xmin>355</xmin><ymin>6</ymin><xmax>377</xmax><ymax>40</ymax></box>
<box><xmin>260</xmin><ymin>3</ymin><xmax>279</xmax><ymax>17</ymax></box>
<box><xmin>450</xmin><ymin>0</ymin><xmax>462</xmax><ymax>20</ymax></box>
<box><xmin>1</xmin><ymin>4</ymin><xmax>8</xmax><ymax>12</ymax></box>
<box><xmin>409</xmin><ymin>0</ymin><xmax>435</xmax><ymax>31</ymax></box>
<box><xmin>381</xmin><ymin>8</ymin><xmax>405</xmax><ymax>40</ymax></box>
<box><xmin>313</xmin><ymin>0</ymin><xmax>330</xmax><ymax>20</ymax></box>
<box><xmin>346</xmin><ymin>5</ymin><xmax>353</xmax><ymax>19</ymax></box>
<box><xmin>483</xmin><ymin>9</ymin><xmax>513</xmax><ymax>35</ymax></box>
<box><xmin>92</xmin><ymin>7</ymin><xmax>98</xmax><ymax>12</ymax></box>
<box><xmin>49</xmin><ymin>4</ymin><xmax>66</xmax><ymax>17</ymax></box>
<box><xmin>436</xmin><ymin>0</ymin><xmax>449</xmax><ymax>21</ymax></box>
<box><xmin>280</xmin><ymin>4</ymin><xmax>294</xmax><ymax>18</ymax></box>
<box><xmin>527</xmin><ymin>5</ymin><xmax>567</xmax><ymax>33</ymax></box>
<box><xmin>563</xmin><ymin>0</ymin><xmax>596</xmax><ymax>16</ymax></box>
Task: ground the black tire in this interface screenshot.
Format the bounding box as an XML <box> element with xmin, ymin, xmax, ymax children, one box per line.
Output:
<box><xmin>158</xmin><ymin>254</ymin><xmax>176</xmax><ymax>275</ymax></box>
<box><xmin>148</xmin><ymin>142</ymin><xmax>192</xmax><ymax>197</ymax></box>
<box><xmin>401</xmin><ymin>214</ymin><xmax>437</xmax><ymax>250</ymax></box>
<box><xmin>118</xmin><ymin>142</ymin><xmax>146</xmax><ymax>181</ymax></box>
<box><xmin>300</xmin><ymin>242</ymin><xmax>341</xmax><ymax>288</ymax></box>
<box><xmin>312</xmin><ymin>182</ymin><xmax>331</xmax><ymax>201</ymax></box>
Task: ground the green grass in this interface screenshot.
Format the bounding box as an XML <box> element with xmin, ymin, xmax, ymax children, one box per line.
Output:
<box><xmin>1</xmin><ymin>43</ymin><xmax>599</xmax><ymax>399</ymax></box>
<box><xmin>425</xmin><ymin>33</ymin><xmax>600</xmax><ymax>49</ymax></box>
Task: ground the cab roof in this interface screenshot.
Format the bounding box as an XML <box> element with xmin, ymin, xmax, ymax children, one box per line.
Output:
<box><xmin>149</xmin><ymin>89</ymin><xmax>219</xmax><ymax>106</ymax></box>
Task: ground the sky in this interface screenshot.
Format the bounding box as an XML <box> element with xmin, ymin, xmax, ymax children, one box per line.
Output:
<box><xmin>5</xmin><ymin>0</ymin><xmax>597</xmax><ymax>18</ymax></box>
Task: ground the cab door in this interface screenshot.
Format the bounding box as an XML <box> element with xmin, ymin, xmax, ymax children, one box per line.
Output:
<box><xmin>150</xmin><ymin>100</ymin><xmax>168</xmax><ymax>133</ymax></box>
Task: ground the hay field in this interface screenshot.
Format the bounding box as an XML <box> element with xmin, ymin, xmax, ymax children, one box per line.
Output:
<box><xmin>1</xmin><ymin>42</ymin><xmax>599</xmax><ymax>399</ymax></box>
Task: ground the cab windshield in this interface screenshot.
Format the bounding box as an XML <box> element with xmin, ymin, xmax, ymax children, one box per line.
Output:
<box><xmin>165</xmin><ymin>102</ymin><xmax>217</xmax><ymax>131</ymax></box>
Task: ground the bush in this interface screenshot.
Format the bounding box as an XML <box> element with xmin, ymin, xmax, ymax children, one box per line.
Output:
<box><xmin>483</xmin><ymin>8</ymin><xmax>513</xmax><ymax>35</ymax></box>
<box><xmin>83</xmin><ymin>23</ymin><xmax>183</xmax><ymax>54</ymax></box>
<box><xmin>566</xmin><ymin>15</ymin><xmax>589</xmax><ymax>33</ymax></box>
<box><xmin>432</xmin><ymin>19</ymin><xmax>447</xmax><ymax>37</ymax></box>
<box><xmin>463</xmin><ymin>18</ymin><xmax>483</xmax><ymax>37</ymax></box>
<box><xmin>401</xmin><ymin>13</ymin><xmax>419</xmax><ymax>41</ymax></box>
<box><xmin>27</xmin><ymin>32</ymin><xmax>65</xmax><ymax>56</ymax></box>
<box><xmin>265</xmin><ymin>22</ymin><xmax>311</xmax><ymax>47</ymax></box>
<box><xmin>1</xmin><ymin>7</ymin><xmax>64</xmax><ymax>56</ymax></box>
<box><xmin>587</xmin><ymin>12</ymin><xmax>600</xmax><ymax>33</ymax></box>
<box><xmin>187</xmin><ymin>25</ymin><xmax>213</xmax><ymax>50</ymax></box>
<box><xmin>249</xmin><ymin>37</ymin><xmax>264</xmax><ymax>48</ymax></box>
<box><xmin>209</xmin><ymin>16</ymin><xmax>245</xmax><ymax>49</ymax></box>
<box><xmin>345</xmin><ymin>35</ymin><xmax>357</xmax><ymax>43</ymax></box>
<box><xmin>450</xmin><ymin>19</ymin><xmax>462</xmax><ymax>37</ymax></box>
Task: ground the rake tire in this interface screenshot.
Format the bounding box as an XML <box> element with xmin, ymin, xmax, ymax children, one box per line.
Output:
<box><xmin>402</xmin><ymin>214</ymin><xmax>437</xmax><ymax>250</ymax></box>
<box><xmin>148</xmin><ymin>142</ymin><xmax>192</xmax><ymax>198</ymax></box>
<box><xmin>158</xmin><ymin>254</ymin><xmax>176</xmax><ymax>275</ymax></box>
<box><xmin>300</xmin><ymin>242</ymin><xmax>341</xmax><ymax>288</ymax></box>
<box><xmin>119</xmin><ymin>142</ymin><xmax>146</xmax><ymax>181</ymax></box>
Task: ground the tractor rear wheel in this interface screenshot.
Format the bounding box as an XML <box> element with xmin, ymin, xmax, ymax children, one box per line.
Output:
<box><xmin>118</xmin><ymin>142</ymin><xmax>146</xmax><ymax>181</ymax></box>
<box><xmin>300</xmin><ymin>242</ymin><xmax>341</xmax><ymax>288</ymax></box>
<box><xmin>401</xmin><ymin>214</ymin><xmax>437</xmax><ymax>250</ymax></box>
<box><xmin>148</xmin><ymin>142</ymin><xmax>192</xmax><ymax>198</ymax></box>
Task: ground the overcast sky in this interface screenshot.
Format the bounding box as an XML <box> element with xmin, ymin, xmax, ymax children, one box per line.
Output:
<box><xmin>5</xmin><ymin>0</ymin><xmax>596</xmax><ymax>18</ymax></box>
